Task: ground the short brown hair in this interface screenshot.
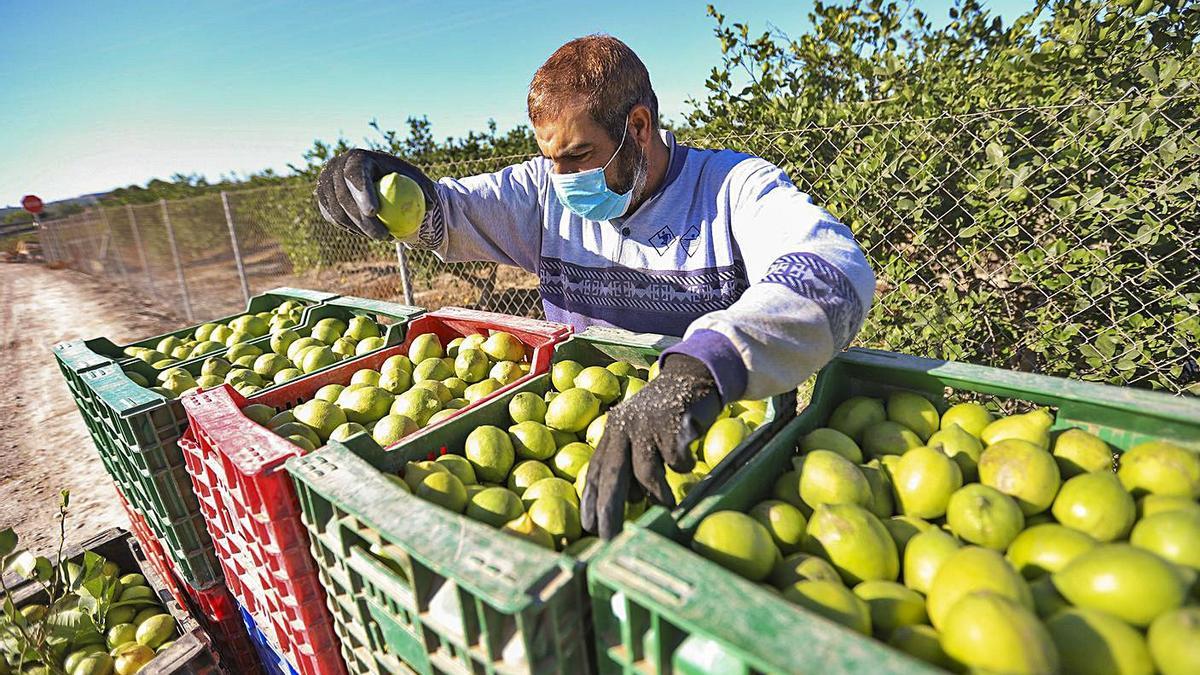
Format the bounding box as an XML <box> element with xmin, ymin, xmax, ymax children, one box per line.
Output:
<box><xmin>528</xmin><ymin>35</ymin><xmax>659</xmax><ymax>142</ymax></box>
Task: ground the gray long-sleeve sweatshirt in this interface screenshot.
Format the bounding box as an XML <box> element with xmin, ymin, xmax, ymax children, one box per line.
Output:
<box><xmin>404</xmin><ymin>130</ymin><xmax>876</xmax><ymax>403</ymax></box>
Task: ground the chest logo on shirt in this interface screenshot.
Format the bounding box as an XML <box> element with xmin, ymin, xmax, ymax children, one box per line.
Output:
<box><xmin>650</xmin><ymin>225</ymin><xmax>675</xmax><ymax>255</ymax></box>
<box><xmin>679</xmin><ymin>225</ymin><xmax>701</xmax><ymax>258</ymax></box>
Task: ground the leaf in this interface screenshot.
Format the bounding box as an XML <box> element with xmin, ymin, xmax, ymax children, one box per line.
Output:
<box><xmin>986</xmin><ymin>142</ymin><xmax>1007</xmax><ymax>166</ymax></box>
<box><xmin>0</xmin><ymin>528</ymin><xmax>15</xmax><ymax>558</ymax></box>
<box><xmin>7</xmin><ymin>551</ymin><xmax>37</xmax><ymax>580</ymax></box>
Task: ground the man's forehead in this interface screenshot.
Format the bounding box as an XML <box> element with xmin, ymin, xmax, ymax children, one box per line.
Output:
<box><xmin>534</xmin><ymin>103</ymin><xmax>607</xmax><ymax>153</ymax></box>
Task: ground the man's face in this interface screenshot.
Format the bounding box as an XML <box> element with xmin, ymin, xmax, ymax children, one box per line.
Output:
<box><xmin>535</xmin><ymin>103</ymin><xmax>646</xmax><ymax>197</ymax></box>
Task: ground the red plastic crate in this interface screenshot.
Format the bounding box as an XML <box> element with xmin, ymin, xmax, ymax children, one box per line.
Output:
<box><xmin>177</xmin><ymin>308</ymin><xmax>569</xmax><ymax>675</ymax></box>
<box><xmin>242</xmin><ymin>306</ymin><xmax>570</xmax><ymax>423</ymax></box>
<box><xmin>178</xmin><ymin>308</ymin><xmax>568</xmax><ymax>675</ymax></box>
<box><xmin>120</xmin><ymin>492</ymin><xmax>263</xmax><ymax>675</ymax></box>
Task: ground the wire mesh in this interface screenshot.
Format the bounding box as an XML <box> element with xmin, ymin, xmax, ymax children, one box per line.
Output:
<box><xmin>37</xmin><ymin>94</ymin><xmax>1199</xmax><ymax>394</ymax></box>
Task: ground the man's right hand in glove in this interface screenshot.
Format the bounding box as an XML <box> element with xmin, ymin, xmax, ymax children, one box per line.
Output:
<box><xmin>314</xmin><ymin>149</ymin><xmax>438</xmax><ymax>240</ymax></box>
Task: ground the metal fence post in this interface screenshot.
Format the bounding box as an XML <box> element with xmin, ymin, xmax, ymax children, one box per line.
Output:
<box><xmin>395</xmin><ymin>242</ymin><xmax>414</xmax><ymax>305</ymax></box>
<box><xmin>127</xmin><ymin>204</ymin><xmax>157</xmax><ymax>299</ymax></box>
<box><xmin>96</xmin><ymin>207</ymin><xmax>130</xmax><ymax>285</ymax></box>
<box><xmin>222</xmin><ymin>191</ymin><xmax>251</xmax><ymax>304</ymax></box>
<box><xmin>161</xmin><ymin>199</ymin><xmax>194</xmax><ymax>321</ymax></box>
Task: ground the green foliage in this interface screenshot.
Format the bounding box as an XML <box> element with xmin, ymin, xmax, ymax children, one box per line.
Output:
<box><xmin>0</xmin><ymin>492</ymin><xmax>124</xmax><ymax>672</ymax></box>
<box><xmin>685</xmin><ymin>0</ymin><xmax>1199</xmax><ymax>392</ymax></box>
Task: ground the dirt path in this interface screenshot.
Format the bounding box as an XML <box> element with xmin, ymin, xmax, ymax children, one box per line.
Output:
<box><xmin>0</xmin><ymin>263</ymin><xmax>184</xmax><ymax>557</ymax></box>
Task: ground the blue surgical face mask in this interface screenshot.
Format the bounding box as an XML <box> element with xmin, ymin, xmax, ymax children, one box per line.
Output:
<box><xmin>548</xmin><ymin>121</ymin><xmax>634</xmax><ymax>221</ymax></box>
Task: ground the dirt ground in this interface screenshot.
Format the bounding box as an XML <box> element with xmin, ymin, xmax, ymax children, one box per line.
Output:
<box><xmin>0</xmin><ymin>263</ymin><xmax>185</xmax><ymax>557</ymax></box>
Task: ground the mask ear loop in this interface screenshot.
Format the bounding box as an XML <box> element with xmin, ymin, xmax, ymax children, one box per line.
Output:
<box><xmin>601</xmin><ymin>117</ymin><xmax>631</xmax><ymax>171</ymax></box>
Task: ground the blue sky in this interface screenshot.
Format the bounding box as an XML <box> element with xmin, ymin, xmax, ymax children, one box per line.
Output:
<box><xmin>1</xmin><ymin>1</ymin><xmax>1024</xmax><ymax>206</ymax></box>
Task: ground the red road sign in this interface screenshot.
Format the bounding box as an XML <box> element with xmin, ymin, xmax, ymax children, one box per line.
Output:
<box><xmin>21</xmin><ymin>195</ymin><xmax>44</xmax><ymax>214</ymax></box>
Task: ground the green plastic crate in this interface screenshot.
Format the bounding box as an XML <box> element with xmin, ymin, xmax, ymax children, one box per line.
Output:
<box><xmin>52</xmin><ymin>286</ymin><xmax>337</xmax><ymax>379</ymax></box>
<box><xmin>587</xmin><ymin>347</ymin><xmax>1200</xmax><ymax>675</ymax></box>
<box><xmin>77</xmin><ymin>297</ymin><xmax>425</xmax><ymax>588</ymax></box>
<box><xmin>285</xmin><ymin>327</ymin><xmax>794</xmax><ymax>675</ymax></box>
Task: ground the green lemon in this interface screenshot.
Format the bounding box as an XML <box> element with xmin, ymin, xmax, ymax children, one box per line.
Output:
<box><xmin>883</xmin><ymin>515</ymin><xmax>932</xmax><ymax>557</ymax></box>
<box><xmin>376</xmin><ymin>172</ymin><xmax>426</xmax><ymax>237</ymax></box>
<box><xmin>106</xmin><ymin>623</ymin><xmax>137</xmax><ymax>650</ymax></box>
<box><xmin>292</xmin><ymin>399</ymin><xmax>347</xmax><ymax>442</ymax></box>
<box><xmin>939</xmin><ymin>592</ymin><xmax>1058</xmax><ymax>675</ymax></box>
<box><xmin>408</xmin><ymin>333</ymin><xmax>444</xmax><ymax>363</ymax></box>
<box><xmin>527</xmin><ymin>495</ymin><xmax>582</xmax><ymax>549</ymax></box>
<box><xmin>241</xmin><ymin>403</ymin><xmax>275</xmax><ymax>425</ymax></box>
<box><xmin>1131</xmin><ymin>509</ymin><xmax>1200</xmax><ymax>570</ymax></box>
<box><xmin>545</xmin><ymin>388</ymin><xmax>601</xmax><ymax>433</ymax></box>
<box><xmin>1051</xmin><ymin>471</ymin><xmax>1136</xmax><ymax>542</ymax></box>
<box><xmin>803</xmin><ymin>503</ymin><xmax>898</xmax><ymax>585</ymax></box>
<box><xmin>416</xmin><ymin>471</ymin><xmax>468</xmax><ymax>513</ymax></box>
<box><xmin>799</xmin><ymin>427</ymin><xmax>863</xmax><ymax>463</ymax></box>
<box><xmin>692</xmin><ymin>510</ymin><xmax>779</xmax><ymax>582</ymax></box>
<box><xmin>435</xmin><ymin>454</ymin><xmax>477</xmax><ymax>485</ymax></box>
<box><xmin>945</xmin><ymin>483</ymin><xmax>1025</xmax><ymax>551</ymax></box>
<box><xmin>861</xmin><ymin>421</ymin><xmax>923</xmax><ymax>458</ymax></box>
<box><xmin>702</xmin><ymin>418</ymin><xmax>749</xmax><ymax>467</ymax></box>
<box><xmin>490</xmin><ymin>361</ymin><xmax>525</xmax><ymax>386</ymax></box>
<box><xmin>508</xmin><ymin>421</ymin><xmax>557</xmax><ymax>461</ymax></box>
<box><xmin>451</xmin><ymin>345</ymin><xmax>489</xmax><ymax>384</ymax></box>
<box><xmin>402</xmin><ymin>460</ymin><xmax>447</xmax><ymax>492</ymax></box>
<box><xmin>852</xmin><ymin>580</ymin><xmax>928</xmax><ymax>639</ymax></box>
<box><xmin>329</xmin><ymin>422</ymin><xmax>367</xmax><ymax>442</ymax></box>
<box><xmin>1006</xmin><ymin>523</ymin><xmax>1096</xmax><ymax>579</ymax></box>
<box><xmin>551</xmin><ymin>360</ymin><xmax>584</xmax><ymax>392</ymax></box>
<box><xmin>979</xmin><ymin>438</ymin><xmax>1061</xmax><ymax>515</ymax></box>
<box><xmin>893</xmin><ymin>446</ymin><xmax>962</xmax><ymax>519</ymax></box>
<box><xmin>501</xmin><ymin>513</ymin><xmax>555</xmax><ymax>550</ymax></box>
<box><xmin>508</xmin><ymin>392</ymin><xmax>547</xmax><ymax>424</ymax></box>
<box><xmin>466</xmin><ymin>487</ymin><xmax>525</xmax><ymax>527</ymax></box>
<box><xmin>573</xmin><ymin>366</ymin><xmax>621</xmax><ymax>404</ymax></box>
<box><xmin>584</xmin><ymin>414</ymin><xmax>607</xmax><ymax>448</ymax></box>
<box><xmin>552</xmin><ymin>442</ymin><xmax>594</xmax><ymax>481</ymax></box>
<box><xmin>372</xmin><ymin>415</ymin><xmax>418</xmax><ymax>447</ymax></box>
<box><xmin>507</xmin><ymin>460</ymin><xmax>554</xmax><ymax>496</ymax></box>
<box><xmin>350</xmin><ymin>368</ymin><xmax>381</xmax><ymax>387</ymax></box>
<box><xmin>521</xmin><ymin>477</ymin><xmax>578</xmax><ymax>509</ymax></box>
<box><xmin>1118</xmin><ymin>440</ymin><xmax>1200</xmax><ymax>499</ymax></box>
<box><xmin>1047</xmin><ymin>607</ymin><xmax>1153</xmax><ymax>675</ymax></box>
<box><xmin>926</xmin><ymin>545</ymin><xmax>1031</xmax><ymax>630</ymax></box>
<box><xmin>482</xmin><ymin>331</ymin><xmax>525</xmax><ymax>362</ymax></box>
<box><xmin>940</xmin><ymin>401</ymin><xmax>993</xmax><ymax>438</ymax></box>
<box><xmin>463</xmin><ymin>378</ymin><xmax>503</xmax><ymax>402</ymax></box>
<box><xmin>1053</xmin><ymin>428</ymin><xmax>1113</xmax><ymax>478</ymax></box>
<box><xmin>782</xmin><ymin>580</ymin><xmax>872</xmax><ymax>635</ymax></box>
<box><xmin>886</xmin><ymin>391</ymin><xmax>939</xmax><ymax>441</ymax></box>
<box><xmin>981</xmin><ymin>411</ymin><xmax>1051</xmax><ymax>450</ymax></box>
<box><xmin>798</xmin><ymin>450</ymin><xmax>871</xmax><ymax>510</ymax></box>
<box><xmin>769</xmin><ymin>551</ymin><xmax>842</xmax><ymax>588</ymax></box>
<box><xmin>391</xmin><ymin>388</ymin><xmax>442</xmax><ymax>426</ymax></box>
<box><xmin>337</xmin><ymin>385</ymin><xmax>395</xmax><ymax>425</ymax></box>
<box><xmin>828</xmin><ymin>396</ymin><xmax>886</xmax><ymax>442</ymax></box>
<box><xmin>928</xmin><ymin>424</ymin><xmax>984</xmax><ymax>481</ymax></box>
<box><xmin>464</xmin><ymin>426</ymin><xmax>516</xmax><ymax>482</ymax></box>
<box><xmin>748</xmin><ymin>499</ymin><xmax>806</xmax><ymax>554</ymax></box>
<box><xmin>888</xmin><ymin>625</ymin><xmax>959</xmax><ymax>671</ymax></box>
<box><xmin>274</xmin><ymin>422</ymin><xmax>320</xmax><ymax>448</ymax></box>
<box><xmin>1148</xmin><ymin>607</ymin><xmax>1200</xmax><ymax>675</ymax></box>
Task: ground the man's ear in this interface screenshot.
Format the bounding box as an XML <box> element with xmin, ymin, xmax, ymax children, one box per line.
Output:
<box><xmin>628</xmin><ymin>104</ymin><xmax>655</xmax><ymax>145</ymax></box>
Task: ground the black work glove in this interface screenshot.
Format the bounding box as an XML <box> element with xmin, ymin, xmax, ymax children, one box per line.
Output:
<box><xmin>314</xmin><ymin>149</ymin><xmax>437</xmax><ymax>240</ymax></box>
<box><xmin>581</xmin><ymin>354</ymin><xmax>723</xmax><ymax>540</ymax></box>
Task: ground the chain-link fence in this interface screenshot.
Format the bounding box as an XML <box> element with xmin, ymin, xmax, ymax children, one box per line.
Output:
<box><xmin>36</xmin><ymin>92</ymin><xmax>1199</xmax><ymax>394</ymax></box>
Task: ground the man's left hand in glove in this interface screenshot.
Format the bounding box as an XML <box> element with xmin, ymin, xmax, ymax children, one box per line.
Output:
<box><xmin>580</xmin><ymin>354</ymin><xmax>723</xmax><ymax>540</ymax></box>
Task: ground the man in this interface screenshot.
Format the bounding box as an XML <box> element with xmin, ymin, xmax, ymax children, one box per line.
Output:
<box><xmin>315</xmin><ymin>35</ymin><xmax>875</xmax><ymax>538</ymax></box>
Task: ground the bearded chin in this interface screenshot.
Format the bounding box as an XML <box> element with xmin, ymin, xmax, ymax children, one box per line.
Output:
<box><xmin>630</xmin><ymin>149</ymin><xmax>649</xmax><ymax>203</ymax></box>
